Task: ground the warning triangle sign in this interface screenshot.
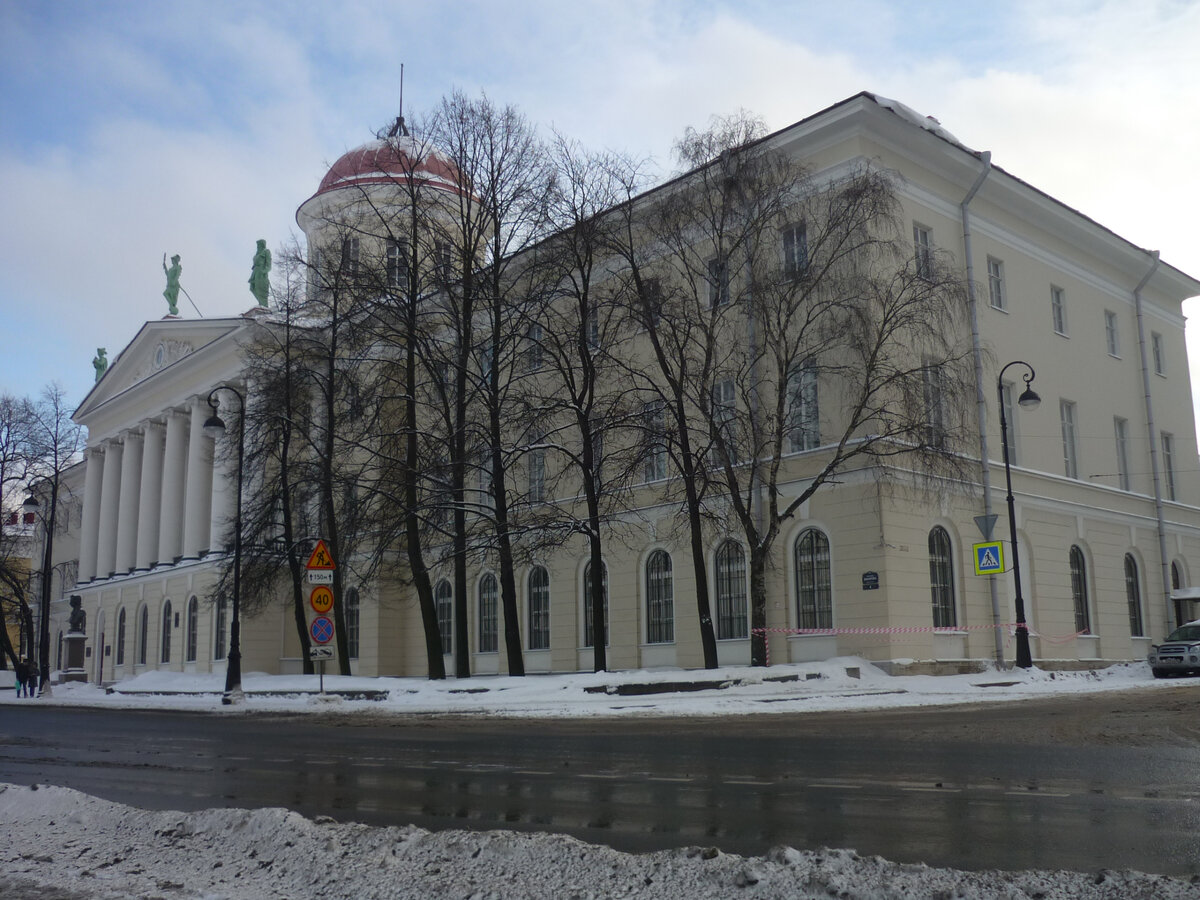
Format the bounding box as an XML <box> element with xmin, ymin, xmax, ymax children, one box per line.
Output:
<box><xmin>306</xmin><ymin>539</ymin><xmax>336</xmax><ymax>570</ymax></box>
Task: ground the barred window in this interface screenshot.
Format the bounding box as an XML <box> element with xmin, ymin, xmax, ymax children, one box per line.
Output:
<box><xmin>478</xmin><ymin>574</ymin><xmax>498</xmax><ymax>653</ymax></box>
<box><xmin>645</xmin><ymin>550</ymin><xmax>674</xmax><ymax>644</ymax></box>
<box><xmin>185</xmin><ymin>596</ymin><xmax>198</xmax><ymax>663</ymax></box>
<box><xmin>928</xmin><ymin>527</ymin><xmax>955</xmax><ymax>628</ymax></box>
<box><xmin>345</xmin><ymin>588</ymin><xmax>360</xmax><ymax>659</ymax></box>
<box><xmin>161</xmin><ymin>599</ymin><xmax>173</xmax><ymax>664</ymax></box>
<box><xmin>1070</xmin><ymin>546</ymin><xmax>1090</xmax><ymax>634</ymax></box>
<box><xmin>213</xmin><ymin>596</ymin><xmax>227</xmax><ymax>661</ymax></box>
<box><xmin>1125</xmin><ymin>554</ymin><xmax>1144</xmax><ymax>638</ymax></box>
<box><xmin>795</xmin><ymin>529</ymin><xmax>832</xmax><ymax>629</ymax></box>
<box><xmin>116</xmin><ymin>608</ymin><xmax>126</xmax><ymax>666</ymax></box>
<box><xmin>715</xmin><ymin>540</ymin><xmax>748</xmax><ymax>639</ymax></box>
<box><xmin>583</xmin><ymin>560</ymin><xmax>608</xmax><ymax>648</ymax></box>
<box><xmin>435</xmin><ymin>580</ymin><xmax>453</xmax><ymax>655</ymax></box>
<box><xmin>528</xmin><ymin>566</ymin><xmax>550</xmax><ymax>650</ymax></box>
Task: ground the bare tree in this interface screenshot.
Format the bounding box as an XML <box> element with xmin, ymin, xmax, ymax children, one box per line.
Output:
<box><xmin>0</xmin><ymin>392</ymin><xmax>37</xmax><ymax>668</ymax></box>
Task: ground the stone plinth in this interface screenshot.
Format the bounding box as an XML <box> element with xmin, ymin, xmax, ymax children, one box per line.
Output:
<box><xmin>63</xmin><ymin>633</ymin><xmax>88</xmax><ymax>683</ymax></box>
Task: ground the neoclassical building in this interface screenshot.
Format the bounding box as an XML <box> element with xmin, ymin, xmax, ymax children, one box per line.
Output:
<box><xmin>44</xmin><ymin>92</ymin><xmax>1200</xmax><ymax>682</ymax></box>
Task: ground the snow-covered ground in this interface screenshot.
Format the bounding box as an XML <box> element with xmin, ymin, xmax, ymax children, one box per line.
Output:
<box><xmin>5</xmin><ymin>658</ymin><xmax>1200</xmax><ymax>899</ymax></box>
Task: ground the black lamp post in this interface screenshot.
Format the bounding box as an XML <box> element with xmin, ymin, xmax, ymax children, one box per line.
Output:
<box><xmin>997</xmin><ymin>361</ymin><xmax>1041</xmax><ymax>669</ymax></box>
<box><xmin>204</xmin><ymin>386</ymin><xmax>245</xmax><ymax>704</ymax></box>
<box><xmin>24</xmin><ymin>488</ymin><xmax>55</xmax><ymax>696</ymax></box>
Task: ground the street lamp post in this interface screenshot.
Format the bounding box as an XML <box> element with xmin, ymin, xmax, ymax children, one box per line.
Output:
<box><xmin>997</xmin><ymin>361</ymin><xmax>1041</xmax><ymax>669</ymax></box>
<box><xmin>203</xmin><ymin>386</ymin><xmax>245</xmax><ymax>704</ymax></box>
<box><xmin>24</xmin><ymin>486</ymin><xmax>56</xmax><ymax>697</ymax></box>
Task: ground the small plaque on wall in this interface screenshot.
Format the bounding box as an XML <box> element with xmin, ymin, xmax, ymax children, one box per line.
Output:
<box><xmin>862</xmin><ymin>571</ymin><xmax>879</xmax><ymax>590</ymax></box>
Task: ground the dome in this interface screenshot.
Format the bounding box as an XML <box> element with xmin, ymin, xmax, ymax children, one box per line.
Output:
<box><xmin>305</xmin><ymin>135</ymin><xmax>468</xmax><ymax>204</ymax></box>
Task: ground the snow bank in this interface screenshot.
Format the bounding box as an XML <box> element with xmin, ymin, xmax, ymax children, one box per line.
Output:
<box><xmin>2</xmin><ymin>784</ymin><xmax>1196</xmax><ymax>899</ymax></box>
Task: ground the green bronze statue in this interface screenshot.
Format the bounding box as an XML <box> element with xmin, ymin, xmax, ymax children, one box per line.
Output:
<box><xmin>249</xmin><ymin>239</ymin><xmax>271</xmax><ymax>307</ymax></box>
<box><xmin>162</xmin><ymin>253</ymin><xmax>182</xmax><ymax>316</ymax></box>
<box><xmin>92</xmin><ymin>348</ymin><xmax>107</xmax><ymax>382</ymax></box>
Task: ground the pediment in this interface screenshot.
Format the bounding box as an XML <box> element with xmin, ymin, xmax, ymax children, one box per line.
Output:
<box><xmin>75</xmin><ymin>317</ymin><xmax>249</xmax><ymax>422</ymax></box>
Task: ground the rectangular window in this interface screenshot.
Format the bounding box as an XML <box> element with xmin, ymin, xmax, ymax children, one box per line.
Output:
<box><xmin>340</xmin><ymin>237</ymin><xmax>360</xmax><ymax>276</ymax></box>
<box><xmin>987</xmin><ymin>257</ymin><xmax>1005</xmax><ymax>310</ymax></box>
<box><xmin>1061</xmin><ymin>400</ymin><xmax>1079</xmax><ymax>479</ymax></box>
<box><xmin>478</xmin><ymin>454</ymin><xmax>495</xmax><ymax>513</ymax></box>
<box><xmin>1162</xmin><ymin>432</ymin><xmax>1176</xmax><ymax>501</ymax></box>
<box><xmin>641</xmin><ymin>277</ymin><xmax>663</xmax><ymax>329</ymax></box>
<box><xmin>1114</xmin><ymin>417</ymin><xmax>1130</xmax><ymax>491</ymax></box>
<box><xmin>922</xmin><ymin>364</ymin><xmax>945</xmax><ymax>447</ymax></box>
<box><xmin>526</xmin><ymin>321</ymin><xmax>543</xmax><ymax>372</ymax></box>
<box><xmin>1000</xmin><ymin>382</ymin><xmax>1018</xmax><ymax>466</ymax></box>
<box><xmin>913</xmin><ymin>224</ymin><xmax>933</xmax><ymax>279</ymax></box>
<box><xmin>712</xmin><ymin>378</ymin><xmax>737</xmax><ymax>464</ymax></box>
<box><xmin>707</xmin><ymin>256</ymin><xmax>729</xmax><ymax>308</ymax></box>
<box><xmin>1105</xmin><ymin>310</ymin><xmax>1120</xmax><ymax>357</ymax></box>
<box><xmin>434</xmin><ymin>240</ymin><xmax>452</xmax><ymax>278</ymax></box>
<box><xmin>643</xmin><ymin>401</ymin><xmax>667</xmax><ymax>482</ymax></box>
<box><xmin>782</xmin><ymin>222</ymin><xmax>807</xmax><ymax>278</ymax></box>
<box><xmin>586</xmin><ymin>303</ymin><xmax>600</xmax><ymax>348</ymax></box>
<box><xmin>788</xmin><ymin>361</ymin><xmax>819</xmax><ymax>452</ymax></box>
<box><xmin>386</xmin><ymin>239</ymin><xmax>409</xmax><ymax>289</ymax></box>
<box><xmin>529</xmin><ymin>446</ymin><xmax>546</xmax><ymax>503</ymax></box>
<box><xmin>1051</xmin><ymin>286</ymin><xmax>1068</xmax><ymax>336</ymax></box>
<box><xmin>1152</xmin><ymin>332</ymin><xmax>1165</xmax><ymax>376</ymax></box>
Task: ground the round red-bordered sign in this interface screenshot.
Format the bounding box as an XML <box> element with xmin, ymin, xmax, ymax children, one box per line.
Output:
<box><xmin>310</xmin><ymin>616</ymin><xmax>335</xmax><ymax>645</ymax></box>
<box><xmin>310</xmin><ymin>585</ymin><xmax>334</xmax><ymax>614</ymax></box>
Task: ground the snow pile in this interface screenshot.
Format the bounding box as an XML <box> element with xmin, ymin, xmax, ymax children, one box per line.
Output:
<box><xmin>2</xmin><ymin>784</ymin><xmax>1195</xmax><ymax>900</ymax></box>
<box><xmin>14</xmin><ymin>657</ymin><xmax>1170</xmax><ymax>720</ymax></box>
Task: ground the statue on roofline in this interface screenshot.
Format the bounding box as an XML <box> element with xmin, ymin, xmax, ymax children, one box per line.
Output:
<box><xmin>92</xmin><ymin>348</ymin><xmax>107</xmax><ymax>382</ymax></box>
<box><xmin>249</xmin><ymin>239</ymin><xmax>271</xmax><ymax>307</ymax></box>
<box><xmin>162</xmin><ymin>253</ymin><xmax>182</xmax><ymax>316</ymax></box>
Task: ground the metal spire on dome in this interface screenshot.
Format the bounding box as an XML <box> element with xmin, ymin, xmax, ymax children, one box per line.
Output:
<box><xmin>387</xmin><ymin>63</ymin><xmax>409</xmax><ymax>138</ymax></box>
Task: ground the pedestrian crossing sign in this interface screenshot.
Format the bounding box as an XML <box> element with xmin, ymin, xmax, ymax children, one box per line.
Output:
<box><xmin>973</xmin><ymin>541</ymin><xmax>1004</xmax><ymax>576</ymax></box>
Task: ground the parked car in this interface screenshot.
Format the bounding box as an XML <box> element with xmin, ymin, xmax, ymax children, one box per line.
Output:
<box><xmin>1148</xmin><ymin>621</ymin><xmax>1200</xmax><ymax>677</ymax></box>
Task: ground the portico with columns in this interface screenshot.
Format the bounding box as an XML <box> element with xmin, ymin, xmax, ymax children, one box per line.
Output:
<box><xmin>63</xmin><ymin>317</ymin><xmax>271</xmax><ymax>683</ymax></box>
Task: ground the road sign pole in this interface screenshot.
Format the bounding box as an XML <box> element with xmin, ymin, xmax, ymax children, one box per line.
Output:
<box><xmin>319</xmin><ymin>659</ymin><xmax>325</xmax><ymax>695</ymax></box>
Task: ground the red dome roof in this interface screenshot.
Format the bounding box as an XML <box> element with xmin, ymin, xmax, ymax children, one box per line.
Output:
<box><xmin>310</xmin><ymin>136</ymin><xmax>468</xmax><ymax>201</ymax></box>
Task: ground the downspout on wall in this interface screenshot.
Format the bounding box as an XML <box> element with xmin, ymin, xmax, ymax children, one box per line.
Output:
<box><xmin>960</xmin><ymin>152</ymin><xmax>1003</xmax><ymax>666</ymax></box>
<box><xmin>1132</xmin><ymin>251</ymin><xmax>1170</xmax><ymax>633</ymax></box>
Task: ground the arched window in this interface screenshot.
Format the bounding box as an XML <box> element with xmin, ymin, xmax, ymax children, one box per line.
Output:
<box><xmin>435</xmin><ymin>580</ymin><xmax>453</xmax><ymax>655</ymax></box>
<box><xmin>1172</xmin><ymin>560</ymin><xmax>1183</xmax><ymax>592</ymax></box>
<box><xmin>137</xmin><ymin>604</ymin><xmax>148</xmax><ymax>665</ymax></box>
<box><xmin>478</xmin><ymin>574</ymin><xmax>498</xmax><ymax>653</ymax></box>
<box><xmin>213</xmin><ymin>596</ymin><xmax>227</xmax><ymax>661</ymax></box>
<box><xmin>345</xmin><ymin>588</ymin><xmax>360</xmax><ymax>659</ymax></box>
<box><xmin>185</xmin><ymin>596</ymin><xmax>198</xmax><ymax>662</ymax></box>
<box><xmin>528</xmin><ymin>566</ymin><xmax>550</xmax><ymax>650</ymax></box>
<box><xmin>646</xmin><ymin>550</ymin><xmax>674</xmax><ymax>644</ymax></box>
<box><xmin>1069</xmin><ymin>546</ymin><xmax>1090</xmax><ymax>634</ymax></box>
<box><xmin>795</xmin><ymin>529</ymin><xmax>832</xmax><ymax>629</ymax></box>
<box><xmin>928</xmin><ymin>526</ymin><xmax>955</xmax><ymax>627</ymax></box>
<box><xmin>116</xmin><ymin>608</ymin><xmax>127</xmax><ymax>666</ymax></box>
<box><xmin>583</xmin><ymin>560</ymin><xmax>608</xmax><ymax>648</ymax></box>
<box><xmin>160</xmin><ymin>599</ymin><xmax>172</xmax><ymax>664</ymax></box>
<box><xmin>1125</xmin><ymin>554</ymin><xmax>1144</xmax><ymax>637</ymax></box>
<box><xmin>715</xmin><ymin>540</ymin><xmax>748</xmax><ymax>639</ymax></box>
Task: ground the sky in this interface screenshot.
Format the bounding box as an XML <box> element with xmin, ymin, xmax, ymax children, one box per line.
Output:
<box><xmin>2</xmin><ymin>0</ymin><xmax>1199</xmax><ymax>423</ymax></box>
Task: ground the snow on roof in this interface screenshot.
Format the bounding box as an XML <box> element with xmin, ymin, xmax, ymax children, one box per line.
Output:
<box><xmin>868</xmin><ymin>94</ymin><xmax>970</xmax><ymax>149</ymax></box>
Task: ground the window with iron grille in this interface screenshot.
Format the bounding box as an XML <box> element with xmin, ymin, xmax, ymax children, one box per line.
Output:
<box><xmin>715</xmin><ymin>540</ymin><xmax>748</xmax><ymax>639</ymax></box>
<box><xmin>528</xmin><ymin>567</ymin><xmax>550</xmax><ymax>650</ymax></box>
<box><xmin>435</xmin><ymin>580</ymin><xmax>452</xmax><ymax>655</ymax></box>
<box><xmin>478</xmin><ymin>574</ymin><xmax>498</xmax><ymax>653</ymax></box>
<box><xmin>1125</xmin><ymin>554</ymin><xmax>1144</xmax><ymax>637</ymax></box>
<box><xmin>1070</xmin><ymin>545</ymin><xmax>1090</xmax><ymax>634</ymax></box>
<box><xmin>928</xmin><ymin>527</ymin><xmax>955</xmax><ymax>628</ymax></box>
<box><xmin>645</xmin><ymin>550</ymin><xmax>674</xmax><ymax>644</ymax></box>
<box><xmin>795</xmin><ymin>529</ymin><xmax>832</xmax><ymax>629</ymax></box>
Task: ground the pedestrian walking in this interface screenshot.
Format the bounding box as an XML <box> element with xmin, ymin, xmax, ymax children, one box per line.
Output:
<box><xmin>14</xmin><ymin>657</ymin><xmax>28</xmax><ymax>698</ymax></box>
<box><xmin>25</xmin><ymin>660</ymin><xmax>38</xmax><ymax>697</ymax></box>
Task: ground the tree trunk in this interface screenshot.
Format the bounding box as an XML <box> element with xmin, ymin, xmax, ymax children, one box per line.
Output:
<box><xmin>749</xmin><ymin>545</ymin><xmax>769</xmax><ymax>667</ymax></box>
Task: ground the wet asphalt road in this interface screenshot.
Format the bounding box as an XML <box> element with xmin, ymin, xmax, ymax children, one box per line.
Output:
<box><xmin>3</xmin><ymin>688</ymin><xmax>1200</xmax><ymax>876</ymax></box>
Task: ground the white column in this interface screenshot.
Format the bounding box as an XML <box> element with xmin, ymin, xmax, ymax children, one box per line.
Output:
<box><xmin>182</xmin><ymin>397</ymin><xmax>214</xmax><ymax>558</ymax></box>
<box><xmin>114</xmin><ymin>430</ymin><xmax>143</xmax><ymax>575</ymax></box>
<box><xmin>209</xmin><ymin>432</ymin><xmax>234</xmax><ymax>554</ymax></box>
<box><xmin>94</xmin><ymin>439</ymin><xmax>124</xmax><ymax>579</ymax></box>
<box><xmin>77</xmin><ymin>447</ymin><xmax>105</xmax><ymax>582</ymax></box>
<box><xmin>136</xmin><ymin>420</ymin><xmax>164</xmax><ymax>570</ymax></box>
<box><xmin>158</xmin><ymin>410</ymin><xmax>188</xmax><ymax>564</ymax></box>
